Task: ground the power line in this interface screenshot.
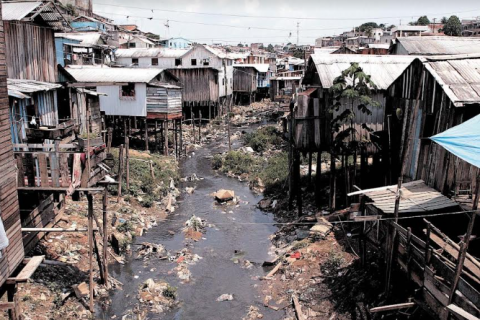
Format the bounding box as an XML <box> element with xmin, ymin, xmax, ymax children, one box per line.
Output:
<box><xmin>95</xmin><ymin>2</ymin><xmax>480</xmax><ymax>21</ymax></box>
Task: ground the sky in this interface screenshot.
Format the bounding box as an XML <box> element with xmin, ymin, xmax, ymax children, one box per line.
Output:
<box><xmin>92</xmin><ymin>0</ymin><xmax>480</xmax><ymax>45</ymax></box>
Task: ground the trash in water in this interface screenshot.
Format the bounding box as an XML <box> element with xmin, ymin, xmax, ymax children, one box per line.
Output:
<box><xmin>216</xmin><ymin>294</ymin><xmax>234</xmax><ymax>302</ymax></box>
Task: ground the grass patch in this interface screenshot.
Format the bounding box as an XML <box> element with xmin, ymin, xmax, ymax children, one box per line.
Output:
<box><xmin>217</xmin><ymin>151</ymin><xmax>259</xmax><ymax>176</ymax></box>
<box><xmin>255</xmin><ymin>152</ymin><xmax>289</xmax><ymax>195</ymax></box>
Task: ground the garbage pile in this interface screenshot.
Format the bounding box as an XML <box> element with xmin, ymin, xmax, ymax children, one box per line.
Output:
<box><xmin>137</xmin><ymin>278</ymin><xmax>177</xmax><ymax>314</ymax></box>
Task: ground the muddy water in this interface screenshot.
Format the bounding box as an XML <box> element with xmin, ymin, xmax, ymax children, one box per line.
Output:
<box><xmin>99</xmin><ymin>128</ymin><xmax>283</xmax><ymax>319</ymax></box>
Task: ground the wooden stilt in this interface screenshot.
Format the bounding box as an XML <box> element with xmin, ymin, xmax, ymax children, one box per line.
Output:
<box><xmin>315</xmin><ymin>151</ymin><xmax>322</xmax><ymax>207</ymax></box>
<box><xmin>87</xmin><ymin>194</ymin><xmax>94</xmax><ymax>312</ymax></box>
<box><xmin>7</xmin><ymin>282</ymin><xmax>19</xmax><ymax>320</ymax></box>
<box><xmin>199</xmin><ymin>111</ymin><xmax>202</xmax><ymax>143</ymax></box>
<box><xmin>385</xmin><ymin>177</ymin><xmax>403</xmax><ymax>297</ymax></box>
<box><xmin>144</xmin><ymin>119</ymin><xmax>149</xmax><ymax>151</ymax></box>
<box><xmin>107</xmin><ymin>128</ymin><xmax>112</xmax><ymax>154</ymax></box>
<box><xmin>308</xmin><ymin>152</ymin><xmax>313</xmax><ymax>187</ymax></box>
<box><xmin>103</xmin><ymin>187</ymin><xmax>108</xmax><ymax>287</ymax></box>
<box><xmin>155</xmin><ymin>121</ymin><xmax>159</xmax><ymax>153</ymax></box>
<box><xmin>164</xmin><ymin>120</ymin><xmax>168</xmax><ymax>156</ymax></box>
<box><xmin>174</xmin><ymin>120</ymin><xmax>178</xmax><ymax>158</ymax></box>
<box><xmin>288</xmin><ymin>102</ymin><xmax>294</xmax><ymax>210</ymax></box>
<box><xmin>179</xmin><ymin>120</ymin><xmax>183</xmax><ymax>158</ymax></box>
<box><xmin>125</xmin><ymin>136</ymin><xmax>129</xmax><ymax>191</ymax></box>
<box><xmin>295</xmin><ymin>151</ymin><xmax>302</xmax><ymax>216</ymax></box>
<box><xmin>191</xmin><ymin>106</ymin><xmax>195</xmax><ymax>144</ymax></box>
<box><xmin>149</xmin><ymin>160</ymin><xmax>155</xmax><ymax>179</ymax></box>
<box><xmin>448</xmin><ymin>175</ymin><xmax>480</xmax><ymax>306</ymax></box>
<box><xmin>330</xmin><ymin>153</ymin><xmax>336</xmax><ymax>211</ymax></box>
<box><xmin>117</xmin><ymin>145</ymin><xmax>124</xmax><ymax>202</ymax></box>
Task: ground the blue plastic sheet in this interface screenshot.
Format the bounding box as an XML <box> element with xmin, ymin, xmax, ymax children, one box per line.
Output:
<box><xmin>431</xmin><ymin>114</ymin><xmax>480</xmax><ymax>169</ymax></box>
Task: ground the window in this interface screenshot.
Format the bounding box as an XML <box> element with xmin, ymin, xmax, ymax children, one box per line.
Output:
<box><xmin>203</xmin><ymin>59</ymin><xmax>209</xmax><ymax>66</ymax></box>
<box><xmin>152</xmin><ymin>58</ymin><xmax>158</xmax><ymax>66</ymax></box>
<box><xmin>120</xmin><ymin>83</ymin><xmax>136</xmax><ymax>100</ymax></box>
<box><xmin>191</xmin><ymin>59</ymin><xmax>197</xmax><ymax>66</ymax></box>
<box><xmin>222</xmin><ymin>78</ymin><xmax>225</xmax><ymax>85</ymax></box>
<box><xmin>129</xmin><ymin>42</ymin><xmax>136</xmax><ymax>48</ymax></box>
<box><xmin>175</xmin><ymin>59</ymin><xmax>182</xmax><ymax>66</ymax></box>
<box><xmin>132</xmin><ymin>58</ymin><xmax>139</xmax><ymax>65</ymax></box>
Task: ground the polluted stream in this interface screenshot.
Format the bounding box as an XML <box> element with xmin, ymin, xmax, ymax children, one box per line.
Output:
<box><xmin>99</xmin><ymin>124</ymin><xmax>283</xmax><ymax>319</ymax></box>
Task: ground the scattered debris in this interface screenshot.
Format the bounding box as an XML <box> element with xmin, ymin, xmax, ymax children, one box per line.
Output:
<box><xmin>138</xmin><ymin>279</ymin><xmax>176</xmax><ymax>314</ymax></box>
<box><xmin>243</xmin><ymin>306</ymin><xmax>264</xmax><ymax>319</ymax></box>
<box><xmin>215</xmin><ymin>189</ymin><xmax>235</xmax><ymax>202</ymax></box>
<box><xmin>136</xmin><ymin>242</ymin><xmax>166</xmax><ymax>260</ymax></box>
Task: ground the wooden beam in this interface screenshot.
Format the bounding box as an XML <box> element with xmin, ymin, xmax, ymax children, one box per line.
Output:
<box><xmin>370</xmin><ymin>302</ymin><xmax>416</xmax><ymax>313</ymax></box>
<box><xmin>21</xmin><ymin>228</ymin><xmax>95</xmax><ymax>232</ymax></box>
<box><xmin>448</xmin><ymin>304</ymin><xmax>480</xmax><ymax>320</ymax></box>
<box><xmin>17</xmin><ymin>187</ymin><xmax>104</xmax><ymax>193</ymax></box>
<box><xmin>8</xmin><ymin>256</ymin><xmax>45</xmax><ymax>282</ymax></box>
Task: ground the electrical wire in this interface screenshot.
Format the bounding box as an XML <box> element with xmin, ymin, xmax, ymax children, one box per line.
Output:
<box><xmin>94</xmin><ymin>3</ymin><xmax>480</xmax><ymax>22</ymax></box>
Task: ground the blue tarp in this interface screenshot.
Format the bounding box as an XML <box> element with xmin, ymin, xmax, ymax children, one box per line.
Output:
<box><xmin>431</xmin><ymin>114</ymin><xmax>480</xmax><ymax>169</ymax></box>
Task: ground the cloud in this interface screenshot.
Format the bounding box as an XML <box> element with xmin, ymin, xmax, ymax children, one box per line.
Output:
<box><xmin>244</xmin><ymin>0</ymin><xmax>260</xmax><ymax>14</ymax></box>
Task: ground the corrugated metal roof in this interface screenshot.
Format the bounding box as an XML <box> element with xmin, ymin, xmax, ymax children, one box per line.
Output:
<box><xmin>8</xmin><ymin>89</ymin><xmax>30</xmax><ymax>99</ymax></box>
<box><xmin>422</xmin><ymin>55</ymin><xmax>480</xmax><ymax>106</ymax></box>
<box><xmin>7</xmin><ymin>78</ymin><xmax>61</xmax><ymax>93</ymax></box>
<box><xmin>310</xmin><ymin>54</ymin><xmax>415</xmax><ymax>90</ymax></box>
<box><xmin>76</xmin><ymin>88</ymin><xmax>108</xmax><ymax>96</ymax></box>
<box><xmin>368</xmin><ymin>43</ymin><xmax>390</xmax><ymax>49</ymax></box>
<box><xmin>2</xmin><ymin>1</ymin><xmax>42</xmax><ymax>20</ymax></box>
<box><xmin>64</xmin><ymin>67</ymin><xmax>166</xmax><ymax>83</ymax></box>
<box><xmin>397</xmin><ymin>36</ymin><xmax>480</xmax><ymax>55</ymax></box>
<box><xmin>271</xmin><ymin>76</ymin><xmax>302</xmax><ymax>81</ymax></box>
<box><xmin>55</xmin><ymin>32</ymin><xmax>102</xmax><ymax>45</ymax></box>
<box><xmin>392</xmin><ymin>25</ymin><xmax>430</xmax><ymax>32</ymax></box>
<box><xmin>234</xmin><ymin>64</ymin><xmax>269</xmax><ymax>73</ymax></box>
<box><xmin>115</xmin><ymin>48</ymin><xmax>190</xmax><ymax>58</ymax></box>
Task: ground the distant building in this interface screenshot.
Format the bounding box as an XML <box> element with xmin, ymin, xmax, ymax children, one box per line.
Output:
<box><xmin>71</xmin><ymin>15</ymin><xmax>115</xmax><ymax>32</ymax></box>
<box><xmin>159</xmin><ymin>37</ymin><xmax>192</xmax><ymax>49</ymax></box>
<box><xmin>391</xmin><ymin>25</ymin><xmax>430</xmax><ymax>38</ymax></box>
<box><xmin>391</xmin><ymin>36</ymin><xmax>480</xmax><ymax>55</ymax></box>
<box><xmin>462</xmin><ymin>18</ymin><xmax>480</xmax><ymax>37</ymax></box>
<box><xmin>250</xmin><ymin>43</ymin><xmax>263</xmax><ymax>52</ymax></box>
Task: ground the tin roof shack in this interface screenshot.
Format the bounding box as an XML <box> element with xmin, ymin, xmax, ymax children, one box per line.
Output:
<box><xmin>115</xmin><ymin>48</ymin><xmax>189</xmax><ymax>68</ymax></box>
<box><xmin>54</xmin><ymin>33</ymin><xmax>113</xmax><ymax>66</ymax></box>
<box><xmin>64</xmin><ymin>66</ymin><xmax>183</xmax><ymax>155</ymax></box>
<box><xmin>0</xmin><ymin>0</ymin><xmax>25</xmax><ymax>292</ymax></box>
<box><xmin>299</xmin><ymin>54</ymin><xmax>415</xmax><ymax>152</ymax></box>
<box><xmin>269</xmin><ymin>76</ymin><xmax>302</xmax><ymax>102</ymax></box>
<box><xmin>232</xmin><ymin>65</ymin><xmax>260</xmax><ymax>105</ymax></box>
<box><xmin>2</xmin><ymin>1</ymin><xmax>70</xmax><ymax>82</ymax></box>
<box><xmin>71</xmin><ymin>15</ymin><xmax>114</xmax><ymax>32</ymax></box>
<box><xmin>391</xmin><ymin>36</ymin><xmax>480</xmax><ymax>55</ymax></box>
<box><xmin>386</xmin><ymin>55</ymin><xmax>480</xmax><ymax>199</ymax></box>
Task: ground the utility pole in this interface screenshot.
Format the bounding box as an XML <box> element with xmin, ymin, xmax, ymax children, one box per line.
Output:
<box><xmin>296</xmin><ymin>22</ymin><xmax>300</xmax><ymax>46</ymax></box>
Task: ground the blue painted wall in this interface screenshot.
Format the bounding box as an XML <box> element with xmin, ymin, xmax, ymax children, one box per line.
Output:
<box><xmin>71</xmin><ymin>21</ymin><xmax>106</xmax><ymax>32</ymax></box>
<box><xmin>55</xmin><ymin>37</ymin><xmax>82</xmax><ymax>67</ymax></box>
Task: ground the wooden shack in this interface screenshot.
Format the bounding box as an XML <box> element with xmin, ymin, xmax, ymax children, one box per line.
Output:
<box><xmin>233</xmin><ymin>65</ymin><xmax>258</xmax><ymax>104</ymax></box>
<box><xmin>2</xmin><ymin>1</ymin><xmax>69</xmax><ymax>82</ymax></box>
<box><xmin>299</xmin><ymin>54</ymin><xmax>415</xmax><ymax>152</ymax></box>
<box><xmin>0</xmin><ymin>1</ymin><xmax>24</xmax><ymax>290</ymax></box>
<box><xmin>385</xmin><ymin>55</ymin><xmax>480</xmax><ymax>197</ymax></box>
<box><xmin>269</xmin><ymin>75</ymin><xmax>301</xmax><ymax>102</ymax></box>
<box><xmin>64</xmin><ymin>66</ymin><xmax>183</xmax><ymax>156</ymax></box>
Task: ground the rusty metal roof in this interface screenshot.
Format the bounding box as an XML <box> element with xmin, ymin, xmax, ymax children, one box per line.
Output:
<box><xmin>310</xmin><ymin>54</ymin><xmax>415</xmax><ymax>90</ymax></box>
<box><xmin>397</xmin><ymin>36</ymin><xmax>480</xmax><ymax>55</ymax></box>
<box><xmin>7</xmin><ymin>78</ymin><xmax>62</xmax><ymax>94</ymax></box>
<box><xmin>422</xmin><ymin>55</ymin><xmax>480</xmax><ymax>106</ymax></box>
<box><xmin>64</xmin><ymin>66</ymin><xmax>167</xmax><ymax>83</ymax></box>
<box><xmin>1</xmin><ymin>1</ymin><xmax>42</xmax><ymax>20</ymax></box>
<box><xmin>115</xmin><ymin>48</ymin><xmax>190</xmax><ymax>58</ymax></box>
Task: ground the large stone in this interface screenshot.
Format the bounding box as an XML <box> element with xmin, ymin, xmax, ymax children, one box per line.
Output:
<box><xmin>215</xmin><ymin>189</ymin><xmax>235</xmax><ymax>202</ymax></box>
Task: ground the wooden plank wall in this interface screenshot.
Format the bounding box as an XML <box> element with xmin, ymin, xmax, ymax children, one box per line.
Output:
<box><xmin>386</xmin><ymin>60</ymin><xmax>480</xmax><ymax>196</ymax></box>
<box><xmin>4</xmin><ymin>21</ymin><xmax>57</xmax><ymax>82</ymax></box>
<box><xmin>0</xmin><ymin>3</ymin><xmax>25</xmax><ymax>287</ymax></box>
<box><xmin>233</xmin><ymin>67</ymin><xmax>257</xmax><ymax>93</ymax></box>
<box><xmin>168</xmin><ymin>68</ymin><xmax>219</xmax><ymax>104</ymax></box>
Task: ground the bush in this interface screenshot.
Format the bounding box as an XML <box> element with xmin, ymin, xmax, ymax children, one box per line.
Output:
<box><xmin>222</xmin><ymin>151</ymin><xmax>258</xmax><ymax>175</ymax></box>
<box><xmin>140</xmin><ymin>195</ymin><xmax>155</xmax><ymax>208</ymax></box>
<box><xmin>117</xmin><ymin>221</ymin><xmax>135</xmax><ymax>233</ymax></box>
<box><xmin>244</xmin><ymin>126</ymin><xmax>282</xmax><ymax>152</ymax></box>
<box><xmin>212</xmin><ymin>154</ymin><xmax>223</xmax><ymax>170</ymax></box>
<box><xmin>257</xmin><ymin>152</ymin><xmax>289</xmax><ymax>194</ymax></box>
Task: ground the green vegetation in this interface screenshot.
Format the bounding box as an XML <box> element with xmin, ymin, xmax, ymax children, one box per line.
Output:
<box><xmin>116</xmin><ymin>221</ymin><xmax>135</xmax><ymax>233</ymax></box>
<box><xmin>410</xmin><ymin>15</ymin><xmax>430</xmax><ymax>26</ymax></box>
<box><xmin>109</xmin><ymin>149</ymin><xmax>179</xmax><ymax>207</ymax></box>
<box><xmin>321</xmin><ymin>249</ymin><xmax>346</xmax><ymax>275</ymax></box>
<box><xmin>244</xmin><ymin>126</ymin><xmax>282</xmax><ymax>152</ymax></box>
<box><xmin>220</xmin><ymin>151</ymin><xmax>259</xmax><ymax>176</ymax></box>
<box><xmin>443</xmin><ymin>15</ymin><xmax>462</xmax><ymax>36</ymax></box>
<box><xmin>256</xmin><ymin>152</ymin><xmax>289</xmax><ymax>194</ymax></box>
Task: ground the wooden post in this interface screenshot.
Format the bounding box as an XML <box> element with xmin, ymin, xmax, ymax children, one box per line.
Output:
<box><xmin>330</xmin><ymin>153</ymin><xmax>336</xmax><ymax>211</ymax></box>
<box><xmin>308</xmin><ymin>152</ymin><xmax>313</xmax><ymax>187</ymax></box>
<box><xmin>87</xmin><ymin>193</ymin><xmax>94</xmax><ymax>312</ymax></box>
<box><xmin>448</xmin><ymin>175</ymin><xmax>480</xmax><ymax>305</ymax></box>
<box><xmin>295</xmin><ymin>151</ymin><xmax>302</xmax><ymax>216</ymax></box>
<box><xmin>191</xmin><ymin>106</ymin><xmax>195</xmax><ymax>144</ymax></box>
<box><xmin>107</xmin><ymin>128</ymin><xmax>113</xmax><ymax>154</ymax></box>
<box><xmin>179</xmin><ymin>120</ymin><xmax>183</xmax><ymax>158</ymax></box>
<box><xmin>103</xmin><ymin>187</ymin><xmax>108</xmax><ymax>287</ymax></box>
<box><xmin>199</xmin><ymin>110</ymin><xmax>202</xmax><ymax>143</ymax></box>
<box><xmin>288</xmin><ymin>102</ymin><xmax>295</xmax><ymax>210</ymax></box>
<box><xmin>385</xmin><ymin>177</ymin><xmax>403</xmax><ymax>297</ymax></box>
<box><xmin>149</xmin><ymin>161</ymin><xmax>155</xmax><ymax>179</ymax></box>
<box><xmin>125</xmin><ymin>136</ymin><xmax>129</xmax><ymax>191</ymax></box>
<box><xmin>86</xmin><ymin>111</ymin><xmax>91</xmax><ymax>187</ymax></box>
<box><xmin>144</xmin><ymin>119</ymin><xmax>149</xmax><ymax>151</ymax></box>
<box><xmin>174</xmin><ymin>120</ymin><xmax>178</xmax><ymax>158</ymax></box>
<box><xmin>164</xmin><ymin>120</ymin><xmax>169</xmax><ymax>156</ymax></box>
<box><xmin>424</xmin><ymin>220</ymin><xmax>432</xmax><ymax>266</ymax></box>
<box><xmin>117</xmin><ymin>145</ymin><xmax>124</xmax><ymax>202</ymax></box>
<box><xmin>315</xmin><ymin>151</ymin><xmax>322</xmax><ymax>207</ymax></box>
<box><xmin>155</xmin><ymin>121</ymin><xmax>159</xmax><ymax>153</ymax></box>
<box><xmin>227</xmin><ymin>96</ymin><xmax>232</xmax><ymax>151</ymax></box>
<box><xmin>7</xmin><ymin>282</ymin><xmax>19</xmax><ymax>320</ymax></box>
